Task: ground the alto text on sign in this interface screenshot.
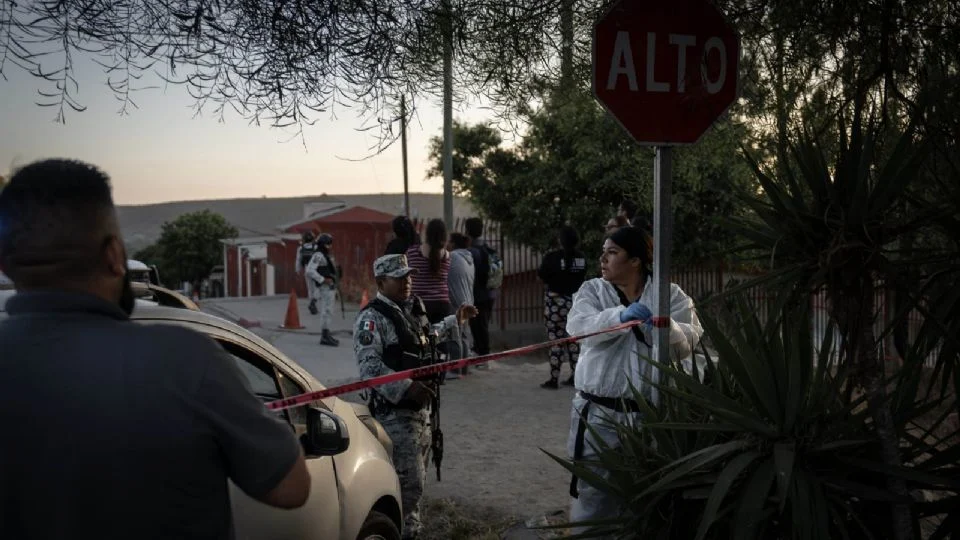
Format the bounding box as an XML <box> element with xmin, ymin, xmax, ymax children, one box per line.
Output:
<box><xmin>592</xmin><ymin>0</ymin><xmax>741</xmax><ymax>145</ymax></box>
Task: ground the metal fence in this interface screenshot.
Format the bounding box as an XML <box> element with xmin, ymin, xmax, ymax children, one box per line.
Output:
<box><xmin>413</xmin><ymin>217</ymin><xmax>939</xmax><ymax>365</ymax></box>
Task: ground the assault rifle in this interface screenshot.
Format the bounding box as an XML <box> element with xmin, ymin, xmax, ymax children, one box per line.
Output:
<box><xmin>336</xmin><ymin>264</ymin><xmax>345</xmax><ymax>319</ymax></box>
<box><xmin>426</xmin><ymin>331</ymin><xmax>444</xmax><ymax>481</ymax></box>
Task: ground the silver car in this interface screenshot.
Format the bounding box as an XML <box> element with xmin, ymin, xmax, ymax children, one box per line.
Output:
<box><xmin>0</xmin><ymin>286</ymin><xmax>404</xmax><ymax>540</ymax></box>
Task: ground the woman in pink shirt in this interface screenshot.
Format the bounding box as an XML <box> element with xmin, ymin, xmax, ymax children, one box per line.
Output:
<box><xmin>406</xmin><ymin>219</ymin><xmax>453</xmax><ymax>322</ymax></box>
<box><xmin>406</xmin><ymin>219</ymin><xmax>464</xmax><ymax>376</ymax></box>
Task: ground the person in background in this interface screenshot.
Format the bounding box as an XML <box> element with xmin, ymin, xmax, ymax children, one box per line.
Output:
<box><xmin>385</xmin><ymin>215</ymin><xmax>420</xmax><ymax>255</ymax></box>
<box><xmin>617</xmin><ymin>198</ymin><xmax>638</xmax><ymax>223</ymax></box>
<box><xmin>538</xmin><ymin>226</ymin><xmax>588</xmax><ymax>389</ymax></box>
<box><xmin>295</xmin><ymin>231</ymin><xmax>320</xmax><ymax>314</ymax></box>
<box><xmin>618</xmin><ymin>198</ymin><xmax>651</xmax><ymax>231</ymax></box>
<box><xmin>353</xmin><ymin>254</ymin><xmax>477</xmax><ymax>539</ymax></box>
<box><xmin>604</xmin><ymin>215</ymin><xmax>629</xmax><ymax>234</ymax></box>
<box><xmin>465</xmin><ymin>217</ymin><xmax>493</xmax><ymax>357</ymax></box>
<box><xmin>0</xmin><ymin>159</ymin><xmax>310</xmax><ymax>539</ymax></box>
<box><xmin>564</xmin><ymin>226</ymin><xmax>702</xmax><ymax>534</ymax></box>
<box><xmin>406</xmin><ymin>219</ymin><xmax>464</xmax><ymax>377</ymax></box>
<box><xmin>406</xmin><ymin>219</ymin><xmax>453</xmax><ymax>323</ymax></box>
<box><xmin>447</xmin><ymin>232</ymin><xmax>475</xmax><ymax>376</ymax></box>
<box><xmin>306</xmin><ymin>233</ymin><xmax>339</xmax><ymax>346</ymax></box>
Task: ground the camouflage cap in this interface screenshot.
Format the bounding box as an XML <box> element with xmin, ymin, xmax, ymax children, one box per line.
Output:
<box><xmin>373</xmin><ymin>254</ymin><xmax>417</xmax><ymax>278</ymax></box>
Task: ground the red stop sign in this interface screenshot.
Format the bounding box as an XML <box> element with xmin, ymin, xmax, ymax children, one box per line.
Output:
<box><xmin>593</xmin><ymin>0</ymin><xmax>740</xmax><ymax>145</ymax></box>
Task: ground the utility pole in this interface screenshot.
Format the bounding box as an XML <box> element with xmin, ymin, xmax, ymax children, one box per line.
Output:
<box><xmin>400</xmin><ymin>95</ymin><xmax>411</xmax><ymax>217</ymax></box>
<box><xmin>441</xmin><ymin>0</ymin><xmax>454</xmax><ymax>229</ymax></box>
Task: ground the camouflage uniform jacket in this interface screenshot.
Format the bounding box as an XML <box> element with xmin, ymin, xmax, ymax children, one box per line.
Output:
<box><xmin>353</xmin><ymin>292</ymin><xmax>460</xmax><ymax>415</ymax></box>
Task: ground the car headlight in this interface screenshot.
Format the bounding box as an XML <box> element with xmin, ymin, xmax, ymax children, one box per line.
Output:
<box><xmin>360</xmin><ymin>415</ymin><xmax>394</xmax><ymax>461</ymax></box>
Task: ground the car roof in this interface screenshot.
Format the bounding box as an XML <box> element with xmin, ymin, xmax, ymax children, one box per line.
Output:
<box><xmin>127</xmin><ymin>259</ymin><xmax>151</xmax><ymax>271</ymax></box>
<box><xmin>131</xmin><ymin>305</ymin><xmax>323</xmax><ymax>390</ymax></box>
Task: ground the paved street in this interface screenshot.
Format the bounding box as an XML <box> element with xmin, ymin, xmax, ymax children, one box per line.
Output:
<box><xmin>201</xmin><ymin>294</ymin><xmax>368</xmax><ymax>385</ymax></box>
<box><xmin>199</xmin><ymin>294</ymin><xmax>572</xmax><ymax>528</ymax></box>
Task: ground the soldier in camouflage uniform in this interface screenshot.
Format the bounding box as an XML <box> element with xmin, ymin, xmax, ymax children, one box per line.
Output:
<box><xmin>295</xmin><ymin>231</ymin><xmax>320</xmax><ymax>314</ymax></box>
<box><xmin>354</xmin><ymin>254</ymin><xmax>477</xmax><ymax>539</ymax></box>
<box><xmin>306</xmin><ymin>233</ymin><xmax>339</xmax><ymax>346</ymax></box>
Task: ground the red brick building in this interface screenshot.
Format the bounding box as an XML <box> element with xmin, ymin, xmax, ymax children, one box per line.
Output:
<box><xmin>221</xmin><ymin>206</ymin><xmax>395</xmax><ymax>299</ymax></box>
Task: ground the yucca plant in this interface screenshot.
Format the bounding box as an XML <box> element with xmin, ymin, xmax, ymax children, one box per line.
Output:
<box><xmin>720</xmin><ymin>91</ymin><xmax>960</xmax><ymax>539</ymax></box>
<box><xmin>549</xmin><ymin>298</ymin><xmax>959</xmax><ymax>539</ymax></box>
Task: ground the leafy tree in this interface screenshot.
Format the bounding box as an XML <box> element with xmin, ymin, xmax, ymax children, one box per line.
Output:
<box><xmin>131</xmin><ymin>243</ymin><xmax>163</xmax><ymax>267</ymax></box>
<box><xmin>0</xmin><ymin>0</ymin><xmax>589</xmax><ymax>146</ymax></box>
<box><xmin>152</xmin><ymin>210</ymin><xmax>237</xmax><ymax>288</ymax></box>
<box><xmin>429</xmin><ymin>90</ymin><xmax>755</xmax><ymax>265</ymax></box>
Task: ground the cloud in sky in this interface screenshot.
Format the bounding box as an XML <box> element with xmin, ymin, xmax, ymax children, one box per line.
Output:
<box><xmin>1</xmin><ymin>55</ymin><xmax>494</xmax><ymax>205</ymax></box>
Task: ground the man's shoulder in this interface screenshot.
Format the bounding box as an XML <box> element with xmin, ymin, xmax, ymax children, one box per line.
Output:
<box><xmin>355</xmin><ymin>304</ymin><xmax>396</xmax><ymax>331</ymax></box>
<box><xmin>355</xmin><ymin>305</ymin><xmax>399</xmax><ymax>349</ymax></box>
<box><xmin>128</xmin><ymin>323</ymin><xmax>223</xmax><ymax>362</ymax></box>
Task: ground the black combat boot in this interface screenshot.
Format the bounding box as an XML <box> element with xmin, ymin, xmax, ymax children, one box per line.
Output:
<box><xmin>320</xmin><ymin>329</ymin><xmax>339</xmax><ymax>346</ymax></box>
<box><xmin>540</xmin><ymin>378</ymin><xmax>559</xmax><ymax>390</ymax></box>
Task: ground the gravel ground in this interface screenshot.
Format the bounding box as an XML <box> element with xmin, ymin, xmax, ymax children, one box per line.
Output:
<box><xmin>422</xmin><ymin>354</ymin><xmax>575</xmax><ymax>520</ymax></box>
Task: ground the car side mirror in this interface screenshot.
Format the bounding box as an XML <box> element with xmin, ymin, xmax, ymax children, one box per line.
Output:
<box><xmin>301</xmin><ymin>407</ymin><xmax>350</xmax><ymax>457</ymax></box>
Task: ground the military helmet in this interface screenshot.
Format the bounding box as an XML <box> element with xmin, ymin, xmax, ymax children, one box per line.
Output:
<box><xmin>302</xmin><ymin>231</ymin><xmax>315</xmax><ymax>243</ymax></box>
<box><xmin>317</xmin><ymin>233</ymin><xmax>333</xmax><ymax>246</ymax></box>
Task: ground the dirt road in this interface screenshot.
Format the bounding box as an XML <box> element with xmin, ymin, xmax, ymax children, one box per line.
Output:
<box><xmin>423</xmin><ymin>355</ymin><xmax>574</xmax><ymax>520</ymax></box>
<box><xmin>203</xmin><ymin>296</ymin><xmax>576</xmax><ymax>532</ymax></box>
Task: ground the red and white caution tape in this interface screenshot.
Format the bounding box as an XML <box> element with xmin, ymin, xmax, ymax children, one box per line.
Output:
<box><xmin>265</xmin><ymin>317</ymin><xmax>668</xmax><ymax>412</ymax></box>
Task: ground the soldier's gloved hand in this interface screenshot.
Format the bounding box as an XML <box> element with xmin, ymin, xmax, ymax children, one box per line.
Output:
<box><xmin>456</xmin><ymin>304</ymin><xmax>479</xmax><ymax>324</ymax></box>
<box><xmin>405</xmin><ymin>381</ymin><xmax>436</xmax><ymax>407</ymax></box>
<box><xmin>619</xmin><ymin>301</ymin><xmax>653</xmax><ymax>326</ymax></box>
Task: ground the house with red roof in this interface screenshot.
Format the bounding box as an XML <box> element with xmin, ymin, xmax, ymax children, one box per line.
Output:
<box><xmin>221</xmin><ymin>202</ymin><xmax>396</xmax><ymax>299</ymax></box>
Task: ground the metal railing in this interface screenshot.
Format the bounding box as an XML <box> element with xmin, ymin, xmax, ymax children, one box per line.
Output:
<box><xmin>404</xmin><ymin>217</ymin><xmax>941</xmax><ymax>366</ymax></box>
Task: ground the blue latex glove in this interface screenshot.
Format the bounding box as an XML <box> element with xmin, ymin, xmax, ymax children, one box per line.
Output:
<box><xmin>619</xmin><ymin>301</ymin><xmax>653</xmax><ymax>324</ymax></box>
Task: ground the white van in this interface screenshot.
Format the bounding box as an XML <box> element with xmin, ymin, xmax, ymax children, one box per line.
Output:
<box><xmin>128</xmin><ymin>259</ymin><xmax>161</xmax><ymax>286</ymax></box>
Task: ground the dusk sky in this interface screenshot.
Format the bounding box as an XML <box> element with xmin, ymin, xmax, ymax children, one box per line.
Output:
<box><xmin>1</xmin><ymin>55</ymin><xmax>494</xmax><ymax>205</ymax></box>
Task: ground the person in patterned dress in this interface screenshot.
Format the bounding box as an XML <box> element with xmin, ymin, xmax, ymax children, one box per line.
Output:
<box><xmin>537</xmin><ymin>226</ymin><xmax>588</xmax><ymax>389</ymax></box>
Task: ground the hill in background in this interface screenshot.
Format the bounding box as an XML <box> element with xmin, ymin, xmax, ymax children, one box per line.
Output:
<box><xmin>118</xmin><ymin>192</ymin><xmax>477</xmax><ymax>252</ymax></box>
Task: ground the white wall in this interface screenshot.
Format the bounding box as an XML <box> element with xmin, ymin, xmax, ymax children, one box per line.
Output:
<box><xmin>266</xmin><ymin>264</ymin><xmax>276</xmax><ymax>296</ymax></box>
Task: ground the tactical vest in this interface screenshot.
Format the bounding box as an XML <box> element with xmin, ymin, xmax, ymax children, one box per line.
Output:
<box><xmin>364</xmin><ymin>296</ymin><xmax>435</xmax><ymax>409</ymax></box>
<box><xmin>299</xmin><ymin>242</ymin><xmax>318</xmax><ymax>267</ymax></box>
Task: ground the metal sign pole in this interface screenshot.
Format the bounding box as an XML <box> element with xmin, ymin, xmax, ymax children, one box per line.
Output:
<box><xmin>652</xmin><ymin>146</ymin><xmax>673</xmax><ymax>370</ymax></box>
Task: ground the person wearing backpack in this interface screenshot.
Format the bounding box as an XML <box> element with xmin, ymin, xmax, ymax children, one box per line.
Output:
<box><xmin>464</xmin><ymin>217</ymin><xmax>502</xmax><ymax>357</ymax></box>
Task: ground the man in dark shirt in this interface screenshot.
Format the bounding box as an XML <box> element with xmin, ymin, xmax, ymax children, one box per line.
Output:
<box><xmin>465</xmin><ymin>217</ymin><xmax>493</xmax><ymax>357</ymax></box>
<box><xmin>0</xmin><ymin>159</ymin><xmax>311</xmax><ymax>539</ymax></box>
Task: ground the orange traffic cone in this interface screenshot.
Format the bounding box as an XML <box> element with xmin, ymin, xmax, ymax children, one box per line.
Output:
<box><xmin>360</xmin><ymin>289</ymin><xmax>370</xmax><ymax>309</ymax></box>
<box><xmin>280</xmin><ymin>289</ymin><xmax>305</xmax><ymax>330</ymax></box>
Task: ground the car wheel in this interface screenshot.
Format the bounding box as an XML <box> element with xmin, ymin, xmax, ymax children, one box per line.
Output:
<box><xmin>356</xmin><ymin>510</ymin><xmax>401</xmax><ymax>540</ymax></box>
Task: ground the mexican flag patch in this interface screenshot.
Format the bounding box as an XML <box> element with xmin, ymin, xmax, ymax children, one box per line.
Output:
<box><xmin>362</xmin><ymin>320</ymin><xmax>376</xmax><ymax>332</ymax></box>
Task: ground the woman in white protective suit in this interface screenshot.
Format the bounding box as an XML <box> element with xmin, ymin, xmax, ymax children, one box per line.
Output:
<box><xmin>565</xmin><ymin>225</ymin><xmax>703</xmax><ymax>532</ymax></box>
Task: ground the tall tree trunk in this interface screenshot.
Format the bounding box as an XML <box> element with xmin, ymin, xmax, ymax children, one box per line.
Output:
<box><xmin>559</xmin><ymin>0</ymin><xmax>574</xmax><ymax>91</ymax></box>
<box><xmin>441</xmin><ymin>0</ymin><xmax>454</xmax><ymax>230</ymax></box>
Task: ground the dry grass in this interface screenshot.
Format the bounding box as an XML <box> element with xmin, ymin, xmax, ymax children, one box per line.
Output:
<box><xmin>420</xmin><ymin>497</ymin><xmax>518</xmax><ymax>540</ymax></box>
